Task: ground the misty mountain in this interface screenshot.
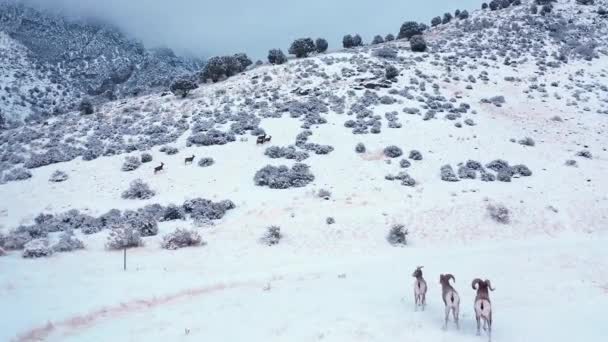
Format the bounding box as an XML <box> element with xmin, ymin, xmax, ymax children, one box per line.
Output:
<box><xmin>0</xmin><ymin>2</ymin><xmax>202</xmax><ymax>122</ymax></box>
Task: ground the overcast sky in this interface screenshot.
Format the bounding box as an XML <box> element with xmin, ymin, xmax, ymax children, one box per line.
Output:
<box><xmin>17</xmin><ymin>0</ymin><xmax>481</xmax><ymax>59</ymax></box>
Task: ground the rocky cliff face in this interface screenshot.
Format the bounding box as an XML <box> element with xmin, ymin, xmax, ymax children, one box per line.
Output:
<box><xmin>0</xmin><ymin>2</ymin><xmax>202</xmax><ymax>122</ymax></box>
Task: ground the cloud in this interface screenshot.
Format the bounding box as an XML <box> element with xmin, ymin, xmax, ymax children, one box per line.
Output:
<box><xmin>16</xmin><ymin>0</ymin><xmax>480</xmax><ymax>59</ymax></box>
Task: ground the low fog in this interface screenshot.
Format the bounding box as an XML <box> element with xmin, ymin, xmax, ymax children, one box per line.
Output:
<box><xmin>16</xmin><ymin>0</ymin><xmax>480</xmax><ymax>59</ymax></box>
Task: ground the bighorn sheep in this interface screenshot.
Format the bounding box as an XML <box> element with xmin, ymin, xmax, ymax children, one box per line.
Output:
<box><xmin>439</xmin><ymin>274</ymin><xmax>460</xmax><ymax>330</ymax></box>
<box><xmin>184</xmin><ymin>155</ymin><xmax>195</xmax><ymax>164</ymax></box>
<box><xmin>472</xmin><ymin>278</ymin><xmax>495</xmax><ymax>341</ymax></box>
<box><xmin>154</xmin><ymin>162</ymin><xmax>164</xmax><ymax>174</ymax></box>
<box><xmin>412</xmin><ymin>266</ymin><xmax>427</xmax><ymax>311</ymax></box>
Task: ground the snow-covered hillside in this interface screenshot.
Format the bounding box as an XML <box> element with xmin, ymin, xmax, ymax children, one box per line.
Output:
<box><xmin>0</xmin><ymin>1</ymin><xmax>202</xmax><ymax>123</ymax></box>
<box><xmin>1</xmin><ymin>0</ymin><xmax>608</xmax><ymax>341</ymax></box>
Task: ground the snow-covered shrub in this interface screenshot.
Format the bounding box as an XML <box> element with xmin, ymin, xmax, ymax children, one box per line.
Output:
<box><xmin>200</xmin><ymin>56</ymin><xmax>226</xmax><ymax>82</ymax></box>
<box><xmin>261</xmin><ymin>226</ymin><xmax>282</xmax><ymax>246</ymax></box>
<box><xmin>121</xmin><ymin>156</ymin><xmax>142</xmax><ymax>172</ymax></box>
<box><xmin>187</xmin><ymin>130</ymin><xmax>235</xmax><ymax>147</ymax></box>
<box><xmin>52</xmin><ymin>230</ymin><xmax>84</xmax><ymax>253</ymax></box>
<box><xmin>2</xmin><ymin>225</ymin><xmax>44</xmax><ymax>250</ymax></box>
<box><xmin>182</xmin><ymin>198</ymin><xmax>235</xmax><ymax>224</ymax></box>
<box><xmin>265</xmin><ymin>146</ymin><xmax>309</xmax><ymax>161</ymax></box>
<box><xmin>161</xmin><ymin>228</ymin><xmax>204</xmax><ymax>250</ymax></box>
<box><xmin>170</xmin><ymin>79</ymin><xmax>198</xmax><ymax>98</ymax></box>
<box><xmin>23</xmin><ymin>238</ymin><xmax>53</xmax><ymax>258</ymax></box>
<box><xmin>234</xmin><ymin>53</ymin><xmax>253</xmax><ymax>71</ymax></box>
<box><xmin>99</xmin><ymin>209</ymin><xmax>122</xmax><ymax>228</ymax></box>
<box><xmin>315</xmin><ymin>38</ymin><xmax>328</xmax><ymax>53</ymax></box>
<box><xmin>3</xmin><ymin>167</ymin><xmax>32</xmax><ymax>182</ymax></box>
<box><xmin>141</xmin><ymin>153</ymin><xmax>153</xmax><ymax>163</ymax></box>
<box><xmin>458</xmin><ymin>165</ymin><xmax>477</xmax><ymax>179</ymax></box>
<box><xmin>160</xmin><ymin>146</ymin><xmax>179</xmax><ymax>155</ymax></box>
<box><xmin>317</xmin><ymin>189</ymin><xmax>332</xmax><ymax>199</ymax></box>
<box><xmin>289</xmin><ymin>38</ymin><xmax>315</xmax><ymax>58</ymax></box>
<box><xmin>374</xmin><ymin>47</ymin><xmax>398</xmax><ymax>59</ymax></box>
<box><xmin>497</xmin><ymin>170</ymin><xmax>512</xmax><ymax>182</ymax></box>
<box><xmin>198</xmin><ymin>157</ymin><xmax>215</xmax><ymax>167</ymax></box>
<box><xmin>442</xmin><ymin>12</ymin><xmax>453</xmax><ymax>24</ymax></box>
<box><xmin>441</xmin><ymin>164</ymin><xmax>460</xmax><ymax>182</ymax></box>
<box><xmin>372</xmin><ymin>35</ymin><xmax>384</xmax><ymax>44</ymax></box>
<box><xmin>326</xmin><ymin>217</ymin><xmax>335</xmax><ymax>225</ymax></box>
<box><xmin>486</xmin><ymin>159</ymin><xmax>510</xmax><ymax>173</ymax></box>
<box><xmin>383</xmin><ymin>145</ymin><xmax>403</xmax><ymax>158</ymax></box>
<box><xmin>121</xmin><ymin>179</ymin><xmax>156</xmax><ymax>200</ymax></box>
<box><xmin>385</xmin><ymin>65</ymin><xmax>399</xmax><ymax>79</ymax></box>
<box><xmin>487</xmin><ymin>204</ymin><xmax>510</xmax><ymax>224</ymax></box>
<box><xmin>385</xmin><ymin>171</ymin><xmax>416</xmax><ymax>186</ymax></box>
<box><xmin>409</xmin><ymin>150</ymin><xmax>422</xmax><ymax>161</ymax></box>
<box><xmin>480</xmin><ymin>169</ymin><xmax>496</xmax><ymax>182</ymax></box>
<box><xmin>398</xmin><ymin>21</ymin><xmax>424</xmax><ymax>39</ymax></box>
<box><xmin>576</xmin><ymin>150</ymin><xmax>592</xmax><ymax>159</ymax></box>
<box><xmin>387</xmin><ymin>224</ymin><xmax>408</xmax><ymax>246</ymax></box>
<box><xmin>518</xmin><ymin>137</ymin><xmax>535</xmax><ymax>147</ymax></box>
<box><xmin>512</xmin><ymin>164</ymin><xmax>532</xmax><ymax>177</ymax></box>
<box><xmin>431</xmin><ymin>16</ymin><xmax>442</xmax><ymax>27</ymax></box>
<box><xmin>268</xmin><ymin>49</ymin><xmax>287</xmax><ymax>65</ymax></box>
<box><xmin>466</xmin><ymin>160</ymin><xmax>482</xmax><ymax>170</ymax></box>
<box><xmin>123</xmin><ymin>212</ymin><xmax>158</xmax><ymax>237</ymax></box>
<box><xmin>105</xmin><ymin>225</ymin><xmax>143</xmax><ymax>250</ymax></box>
<box><xmin>254</xmin><ymin>163</ymin><xmax>315</xmax><ymax>189</ymax></box>
<box><xmin>400</xmin><ymin>159</ymin><xmax>411</xmax><ymax>168</ymax></box>
<box><xmin>162</xmin><ymin>204</ymin><xmax>186</xmax><ymax>221</ymax></box>
<box><xmin>79</xmin><ymin>99</ymin><xmax>94</xmax><ymax>115</ymax></box>
<box><xmin>49</xmin><ymin>170</ymin><xmax>68</xmax><ymax>182</ymax></box>
<box><xmin>410</xmin><ymin>35</ymin><xmax>427</xmax><ymax>52</ymax></box>
<box><xmin>343</xmin><ymin>34</ymin><xmax>354</xmax><ymax>48</ymax></box>
<box><xmin>385</xmin><ymin>33</ymin><xmax>395</xmax><ymax>41</ymax></box>
<box><xmin>355</xmin><ymin>143</ymin><xmax>366</xmax><ymax>153</ymax></box>
<box><xmin>24</xmin><ymin>149</ymin><xmax>75</xmax><ymax>169</ymax></box>
<box><xmin>565</xmin><ymin>159</ymin><xmax>578</xmax><ymax>167</ymax></box>
<box><xmin>140</xmin><ymin>204</ymin><xmax>165</xmax><ymax>222</ymax></box>
<box><xmin>303</xmin><ymin>143</ymin><xmax>334</xmax><ymax>155</ymax></box>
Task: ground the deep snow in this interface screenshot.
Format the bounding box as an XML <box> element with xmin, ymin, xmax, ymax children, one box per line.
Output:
<box><xmin>1</xmin><ymin>1</ymin><xmax>608</xmax><ymax>341</ymax></box>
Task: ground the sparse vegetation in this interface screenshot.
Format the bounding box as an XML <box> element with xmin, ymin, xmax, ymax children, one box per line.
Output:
<box><xmin>49</xmin><ymin>170</ymin><xmax>68</xmax><ymax>182</ymax></box>
<box><xmin>261</xmin><ymin>226</ymin><xmax>282</xmax><ymax>246</ymax></box>
<box><xmin>289</xmin><ymin>38</ymin><xmax>316</xmax><ymax>58</ymax></box>
<box><xmin>105</xmin><ymin>225</ymin><xmax>143</xmax><ymax>250</ymax></box>
<box><xmin>387</xmin><ymin>224</ymin><xmax>408</xmax><ymax>246</ymax></box>
<box><xmin>383</xmin><ymin>145</ymin><xmax>403</xmax><ymax>158</ymax></box>
<box><xmin>161</xmin><ymin>229</ymin><xmax>204</xmax><ymax>250</ymax></box>
<box><xmin>487</xmin><ymin>204</ymin><xmax>510</xmax><ymax>224</ymax></box>
<box><xmin>268</xmin><ymin>49</ymin><xmax>287</xmax><ymax>65</ymax></box>
<box><xmin>121</xmin><ymin>179</ymin><xmax>156</xmax><ymax>200</ymax></box>
<box><xmin>254</xmin><ymin>163</ymin><xmax>315</xmax><ymax>189</ymax></box>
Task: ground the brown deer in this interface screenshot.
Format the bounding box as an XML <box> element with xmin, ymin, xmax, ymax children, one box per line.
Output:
<box><xmin>472</xmin><ymin>278</ymin><xmax>495</xmax><ymax>341</ymax></box>
<box><xmin>184</xmin><ymin>155</ymin><xmax>195</xmax><ymax>164</ymax></box>
<box><xmin>412</xmin><ymin>266</ymin><xmax>427</xmax><ymax>311</ymax></box>
<box><xmin>439</xmin><ymin>274</ymin><xmax>460</xmax><ymax>330</ymax></box>
<box><xmin>154</xmin><ymin>162</ymin><xmax>164</xmax><ymax>174</ymax></box>
<box><xmin>265</xmin><ymin>135</ymin><xmax>272</xmax><ymax>143</ymax></box>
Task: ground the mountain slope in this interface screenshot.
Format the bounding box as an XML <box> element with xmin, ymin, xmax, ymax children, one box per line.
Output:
<box><xmin>1</xmin><ymin>1</ymin><xmax>608</xmax><ymax>341</ymax></box>
<box><xmin>0</xmin><ymin>2</ymin><xmax>202</xmax><ymax>122</ymax></box>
